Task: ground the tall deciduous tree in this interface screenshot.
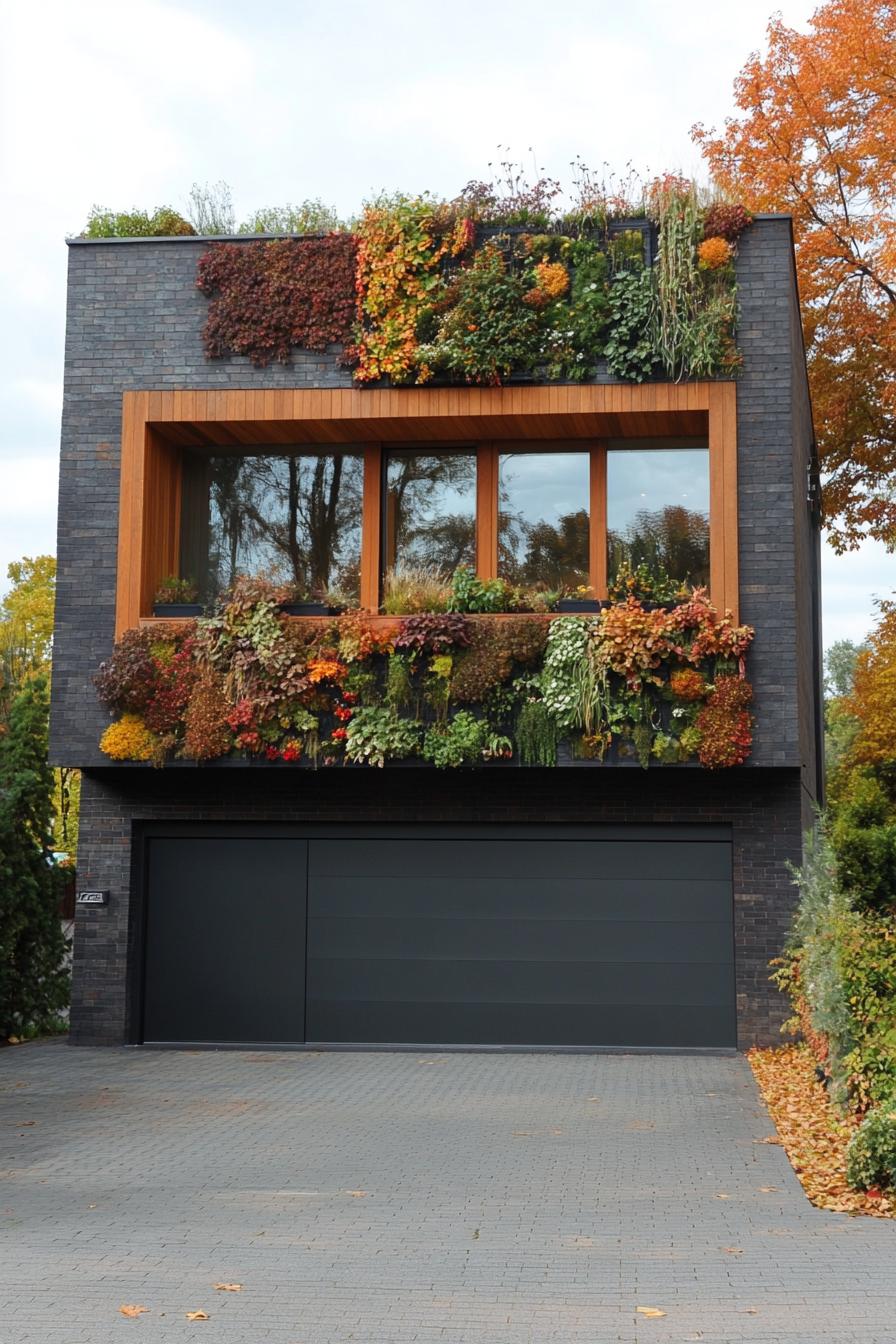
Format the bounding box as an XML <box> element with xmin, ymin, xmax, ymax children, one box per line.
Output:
<box><xmin>693</xmin><ymin>0</ymin><xmax>896</xmax><ymax>550</ymax></box>
<box><xmin>0</xmin><ymin>555</ymin><xmax>56</xmax><ymax>717</ymax></box>
<box><xmin>0</xmin><ymin>678</ymin><xmax>69</xmax><ymax>1038</ymax></box>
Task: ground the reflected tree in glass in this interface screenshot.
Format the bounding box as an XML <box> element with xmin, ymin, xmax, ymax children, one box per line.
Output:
<box><xmin>607</xmin><ymin>447</ymin><xmax>709</xmax><ymax>586</ymax></box>
<box><xmin>498</xmin><ymin>452</ymin><xmax>590</xmax><ymax>590</ymax></box>
<box><xmin>385</xmin><ymin>452</ymin><xmax>476</xmax><ymax>574</ymax></box>
<box><xmin>206</xmin><ymin>452</ymin><xmax>364</xmax><ymax>599</ymax></box>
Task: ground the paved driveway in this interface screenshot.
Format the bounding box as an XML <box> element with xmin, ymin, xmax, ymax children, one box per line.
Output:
<box><xmin>2</xmin><ymin>1043</ymin><xmax>894</xmax><ymax>1343</ymax></box>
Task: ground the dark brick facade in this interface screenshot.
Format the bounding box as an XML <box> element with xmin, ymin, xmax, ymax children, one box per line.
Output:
<box><xmin>52</xmin><ymin>217</ymin><xmax>821</xmax><ymax>1050</ymax></box>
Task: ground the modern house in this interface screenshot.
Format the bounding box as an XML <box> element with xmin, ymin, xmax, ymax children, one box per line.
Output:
<box><xmin>51</xmin><ymin>208</ymin><xmax>822</xmax><ymax>1053</ymax></box>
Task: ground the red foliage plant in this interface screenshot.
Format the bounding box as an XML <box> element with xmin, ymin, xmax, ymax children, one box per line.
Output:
<box><xmin>702</xmin><ymin>202</ymin><xmax>753</xmax><ymax>243</ymax></box>
<box><xmin>696</xmin><ymin>674</ymin><xmax>754</xmax><ymax>768</ymax></box>
<box><xmin>197</xmin><ymin>236</ymin><xmax>357</xmax><ymax>366</ymax></box>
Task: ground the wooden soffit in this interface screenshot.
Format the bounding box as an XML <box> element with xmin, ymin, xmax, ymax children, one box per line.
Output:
<box><xmin>137</xmin><ymin>384</ymin><xmax>717</xmax><ymax>448</ymax></box>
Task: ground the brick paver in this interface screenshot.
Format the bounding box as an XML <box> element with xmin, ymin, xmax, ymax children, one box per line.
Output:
<box><xmin>2</xmin><ymin>1043</ymin><xmax>893</xmax><ymax>1342</ymax></box>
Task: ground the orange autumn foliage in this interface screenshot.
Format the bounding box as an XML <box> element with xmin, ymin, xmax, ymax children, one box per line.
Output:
<box><xmin>693</xmin><ymin>0</ymin><xmax>896</xmax><ymax>550</ymax></box>
<box><xmin>845</xmin><ymin>600</ymin><xmax>896</xmax><ymax>768</ymax></box>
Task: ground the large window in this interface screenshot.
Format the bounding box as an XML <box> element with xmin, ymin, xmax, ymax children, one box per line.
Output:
<box><xmin>498</xmin><ymin>451</ymin><xmax>590</xmax><ymax>590</ymax></box>
<box><xmin>182</xmin><ymin>451</ymin><xmax>364</xmax><ymax>601</ymax></box>
<box><xmin>607</xmin><ymin>442</ymin><xmax>709</xmax><ymax>587</ymax></box>
<box><xmin>384</xmin><ymin>451</ymin><xmax>477</xmax><ymax>574</ymax></box>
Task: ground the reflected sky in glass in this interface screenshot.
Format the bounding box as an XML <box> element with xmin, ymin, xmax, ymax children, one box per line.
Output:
<box><xmin>499</xmin><ymin>451</ymin><xmax>590</xmax><ymax>588</ymax></box>
<box><xmin>606</xmin><ymin>445</ymin><xmax>709</xmax><ymax>584</ymax></box>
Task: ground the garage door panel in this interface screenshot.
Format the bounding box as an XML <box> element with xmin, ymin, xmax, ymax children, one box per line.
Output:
<box><xmin>308</xmin><ymin>999</ymin><xmax>734</xmax><ymax>1049</ymax></box>
<box><xmin>309</xmin><ymin>915</ymin><xmax>733</xmax><ymax>963</ymax></box>
<box><xmin>310</xmin><ymin>877</ymin><xmax>732</xmax><ymax>924</ymax></box>
<box><xmin>308</xmin><ymin>957</ymin><xmax>733</xmax><ymax>1010</ymax></box>
<box><xmin>310</xmin><ymin>839</ymin><xmax>732</xmax><ymax>883</ymax></box>
<box><xmin>143</xmin><ymin>837</ymin><xmax>307</xmax><ymax>1044</ymax></box>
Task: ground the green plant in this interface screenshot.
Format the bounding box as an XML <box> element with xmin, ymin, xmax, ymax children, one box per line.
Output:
<box><xmin>422</xmin><ymin>711</ymin><xmax>489</xmax><ymax>767</ymax></box>
<box><xmin>344</xmin><ymin>707</ymin><xmax>420</xmax><ymax>767</ymax></box>
<box><xmin>238</xmin><ymin>200</ymin><xmax>344</xmax><ymax>235</ymax></box>
<box><xmin>418</xmin><ymin>242</ymin><xmax>543</xmax><ymax>385</ymax></box>
<box><xmin>516</xmin><ymin>697</ymin><xmax>559</xmax><ymax>766</ymax></box>
<box><xmin>447</xmin><ymin>565</ymin><xmax>511</xmax><ymax>614</ymax></box>
<box><xmin>81</xmin><ymin>206</ymin><xmax>195</xmax><ymax>238</ymax></box>
<box><xmin>830</xmin><ymin>775</ymin><xmax>896</xmax><ymax>912</ymax></box>
<box><xmin>540</xmin><ymin>616</ymin><xmax>592</xmax><ymax>729</ymax></box>
<box><xmin>608</xmin><ymin>561</ymin><xmax>686</xmax><ymax>605</ymax></box>
<box><xmin>0</xmin><ymin>679</ymin><xmax>70</xmax><ymax>1037</ymax></box>
<box><xmin>153</xmin><ymin>575</ymin><xmax>199</xmax><ymax>605</ymax></box>
<box><xmin>846</xmin><ymin>1105</ymin><xmax>896</xmax><ymax>1192</ymax></box>
<box><xmin>650</xmin><ymin>177</ymin><xmax>740</xmax><ymax>379</ymax></box>
<box><xmin>603</xmin><ymin>267</ymin><xmax>657</xmax><ymax>381</ymax></box>
<box><xmin>381</xmin><ymin>564</ymin><xmax>450</xmax><ymax>614</ymax></box>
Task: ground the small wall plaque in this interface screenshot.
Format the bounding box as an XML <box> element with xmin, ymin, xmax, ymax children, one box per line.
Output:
<box><xmin>76</xmin><ymin>890</ymin><xmax>109</xmax><ymax>906</ymax></box>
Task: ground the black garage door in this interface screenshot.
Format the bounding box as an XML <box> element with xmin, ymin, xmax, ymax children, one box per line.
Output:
<box><xmin>141</xmin><ymin>831</ymin><xmax>734</xmax><ymax>1049</ymax></box>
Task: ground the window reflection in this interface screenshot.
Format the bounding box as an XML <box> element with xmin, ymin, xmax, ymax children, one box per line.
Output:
<box><xmin>384</xmin><ymin>451</ymin><xmax>477</xmax><ymax>574</ymax></box>
<box><xmin>498</xmin><ymin>452</ymin><xmax>590</xmax><ymax>590</ymax></box>
<box><xmin>188</xmin><ymin>452</ymin><xmax>364</xmax><ymax>600</ymax></box>
<box><xmin>606</xmin><ymin>444</ymin><xmax>709</xmax><ymax>585</ymax></box>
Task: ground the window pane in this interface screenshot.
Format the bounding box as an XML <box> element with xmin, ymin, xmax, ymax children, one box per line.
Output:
<box><xmin>201</xmin><ymin>452</ymin><xmax>364</xmax><ymax>600</ymax></box>
<box><xmin>607</xmin><ymin>445</ymin><xmax>709</xmax><ymax>586</ymax></box>
<box><xmin>498</xmin><ymin>452</ymin><xmax>590</xmax><ymax>590</ymax></box>
<box><xmin>385</xmin><ymin>452</ymin><xmax>476</xmax><ymax>574</ymax></box>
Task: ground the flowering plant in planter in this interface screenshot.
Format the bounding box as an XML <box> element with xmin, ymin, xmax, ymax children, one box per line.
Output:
<box><xmin>96</xmin><ymin>579</ymin><xmax>754</xmax><ymax>770</ymax></box>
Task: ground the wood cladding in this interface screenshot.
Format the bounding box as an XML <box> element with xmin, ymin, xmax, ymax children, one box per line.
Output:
<box><xmin>116</xmin><ymin>383</ymin><xmax>738</xmax><ymax>636</ymax></box>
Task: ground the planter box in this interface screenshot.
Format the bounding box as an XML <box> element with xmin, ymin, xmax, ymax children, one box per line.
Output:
<box><xmin>152</xmin><ymin>602</ymin><xmax>202</xmax><ymax>617</ymax></box>
<box><xmin>279</xmin><ymin>601</ymin><xmax>337</xmax><ymax>616</ymax></box>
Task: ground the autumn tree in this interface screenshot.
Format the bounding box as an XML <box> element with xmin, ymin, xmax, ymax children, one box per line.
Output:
<box><xmin>845</xmin><ymin>601</ymin><xmax>896</xmax><ymax>770</ymax></box>
<box><xmin>0</xmin><ymin>555</ymin><xmax>56</xmax><ymax>714</ymax></box>
<box><xmin>693</xmin><ymin>0</ymin><xmax>896</xmax><ymax>549</ymax></box>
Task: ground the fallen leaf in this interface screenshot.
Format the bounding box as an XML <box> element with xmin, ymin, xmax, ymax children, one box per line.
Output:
<box><xmin>345</xmin><ymin>1190</ymin><xmax>367</xmax><ymax>1198</ymax></box>
<box><xmin>7</xmin><ymin>1036</ymin><xmax>20</xmax><ymax>1045</ymax></box>
<box><xmin>87</xmin><ymin>1203</ymin><xmax>96</xmax><ymax>1210</ymax></box>
<box><xmin>714</xmin><ymin>1192</ymin><xmax>730</xmax><ymax>1200</ymax></box>
<box><xmin>185</xmin><ymin>1310</ymin><xmax>209</xmax><ymax>1321</ymax></box>
<box><xmin>213</xmin><ymin>1283</ymin><xmax>242</xmax><ymax>1292</ymax></box>
<box><xmin>636</xmin><ymin>1306</ymin><xmax>666</xmax><ymax>1318</ymax></box>
<box><xmin>754</xmin><ymin>1135</ymin><xmax>782</xmax><ymax>1145</ymax></box>
<box><xmin>758</xmin><ymin>1186</ymin><xmax>780</xmax><ymax>1193</ymax></box>
<box><xmin>739</xmin><ymin>1308</ymin><xmax>759</xmax><ymax>1315</ymax></box>
<box><xmin>119</xmin><ymin>1305</ymin><xmax>149</xmax><ymax>1318</ymax></box>
<box><xmin>722</xmin><ymin>1246</ymin><xmax>744</xmax><ymax>1255</ymax></box>
<box><xmin>586</xmin><ymin>1096</ymin><xmax>600</xmax><ymax>1102</ymax></box>
<box><xmin>747</xmin><ymin>1045</ymin><xmax>893</xmax><ymax>1220</ymax></box>
<box><xmin>512</xmin><ymin>1131</ymin><xmax>531</xmax><ymax>1137</ymax></box>
<box><xmin>16</xmin><ymin>1121</ymin><xmax>36</xmax><ymax>1127</ymax></box>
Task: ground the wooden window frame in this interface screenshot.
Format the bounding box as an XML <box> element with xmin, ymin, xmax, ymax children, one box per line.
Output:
<box><xmin>115</xmin><ymin>383</ymin><xmax>737</xmax><ymax>636</ymax></box>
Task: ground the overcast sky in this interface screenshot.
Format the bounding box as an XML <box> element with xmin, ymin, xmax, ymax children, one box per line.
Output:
<box><xmin>1</xmin><ymin>0</ymin><xmax>892</xmax><ymax>647</ymax></box>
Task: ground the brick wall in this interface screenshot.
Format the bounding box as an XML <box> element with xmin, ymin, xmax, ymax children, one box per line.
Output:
<box><xmin>70</xmin><ymin>765</ymin><xmax>803</xmax><ymax>1051</ymax></box>
<box><xmin>51</xmin><ymin>221</ymin><xmax>820</xmax><ymax>779</ymax></box>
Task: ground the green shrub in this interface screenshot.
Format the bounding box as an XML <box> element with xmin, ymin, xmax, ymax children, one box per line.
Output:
<box><xmin>846</xmin><ymin>1105</ymin><xmax>896</xmax><ymax>1191</ymax></box>
<box><xmin>344</xmin><ymin>707</ymin><xmax>420</xmax><ymax>768</ymax></box>
<box><xmin>422</xmin><ymin>711</ymin><xmax>488</xmax><ymax>767</ymax></box>
<box><xmin>830</xmin><ymin>775</ymin><xmax>896</xmax><ymax>912</ymax></box>
<box><xmin>82</xmin><ymin>206</ymin><xmax>195</xmax><ymax>238</ymax></box>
